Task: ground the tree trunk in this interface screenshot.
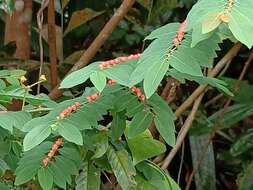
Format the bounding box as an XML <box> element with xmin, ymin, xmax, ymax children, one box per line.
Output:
<box><xmin>4</xmin><ymin>0</ymin><xmax>33</xmax><ymax>60</ymax></box>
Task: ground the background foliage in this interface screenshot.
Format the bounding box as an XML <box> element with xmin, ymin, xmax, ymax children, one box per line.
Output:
<box><xmin>0</xmin><ymin>0</ymin><xmax>253</xmax><ymax>190</ymax></box>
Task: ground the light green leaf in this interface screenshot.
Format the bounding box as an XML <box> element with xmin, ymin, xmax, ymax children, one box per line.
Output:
<box><xmin>107</xmin><ymin>146</ymin><xmax>136</xmax><ymax>190</ymax></box>
<box><xmin>38</xmin><ymin>167</ymin><xmax>53</xmax><ymax>190</ymax></box>
<box><xmin>137</xmin><ymin>161</ymin><xmax>181</xmax><ymax>190</ymax></box>
<box><xmin>111</xmin><ymin>111</ymin><xmax>126</xmax><ymax>140</ymax></box>
<box><xmin>128</xmin><ymin>111</ymin><xmax>153</xmax><ymax>138</ymax></box>
<box><xmin>148</xmin><ymin>95</ymin><xmax>176</xmax><ymax>146</ymax></box>
<box><xmin>144</xmin><ymin>60</ymin><xmax>169</xmax><ymax>98</ymax></box>
<box><xmin>0</xmin><ymin>159</ymin><xmax>9</xmax><ymax>176</ymax></box>
<box><xmin>202</xmin><ymin>12</ymin><xmax>221</xmax><ymax>34</ymax></box>
<box><xmin>0</xmin><ymin>182</ymin><xmax>10</xmax><ymax>190</ymax></box>
<box><xmin>58</xmin><ymin>122</ymin><xmax>83</xmax><ymax>145</ymax></box>
<box><xmin>126</xmin><ymin>129</ymin><xmax>166</xmax><ymax>165</ymax></box>
<box><xmin>23</xmin><ymin>125</ymin><xmax>51</xmax><ymax>151</ymax></box>
<box><xmin>90</xmin><ymin>71</ymin><xmax>107</xmax><ymax>92</ymax></box>
<box><xmin>15</xmin><ymin>164</ymin><xmax>38</xmax><ymax>185</ymax></box>
<box><xmin>60</xmin><ymin>62</ymin><xmax>99</xmax><ymax>89</ymax></box>
<box><xmin>0</xmin><ymin>111</ymin><xmax>32</xmax><ymax>133</ymax></box>
<box><xmin>91</xmin><ymin>132</ymin><xmax>109</xmax><ymax>159</ymax></box>
<box><xmin>102</xmin><ymin>64</ymin><xmax>134</xmax><ymax>86</ymax></box>
<box><xmin>75</xmin><ymin>161</ymin><xmax>101</xmax><ymax>190</ymax></box>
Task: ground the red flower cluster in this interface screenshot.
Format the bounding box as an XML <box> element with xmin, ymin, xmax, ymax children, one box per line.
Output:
<box><xmin>86</xmin><ymin>92</ymin><xmax>100</xmax><ymax>102</ymax></box>
<box><xmin>58</xmin><ymin>102</ymin><xmax>81</xmax><ymax>119</ymax></box>
<box><xmin>173</xmin><ymin>20</ymin><xmax>187</xmax><ymax>46</ymax></box>
<box><xmin>99</xmin><ymin>53</ymin><xmax>142</xmax><ymax>69</ymax></box>
<box><xmin>107</xmin><ymin>79</ymin><xmax>117</xmax><ymax>86</ymax></box>
<box><xmin>42</xmin><ymin>138</ymin><xmax>63</xmax><ymax>167</ymax></box>
<box><xmin>131</xmin><ymin>86</ymin><xmax>145</xmax><ymax>101</ymax></box>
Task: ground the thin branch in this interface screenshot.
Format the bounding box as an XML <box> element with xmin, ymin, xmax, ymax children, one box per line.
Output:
<box><xmin>175</xmin><ymin>42</ymin><xmax>242</xmax><ymax>118</ymax></box>
<box><xmin>49</xmin><ymin>0</ymin><xmax>136</xmax><ymax>100</ymax></box>
<box><xmin>161</xmin><ymin>94</ymin><xmax>204</xmax><ymax>169</ymax></box>
<box><xmin>48</xmin><ymin>0</ymin><xmax>58</xmax><ymax>88</ymax></box>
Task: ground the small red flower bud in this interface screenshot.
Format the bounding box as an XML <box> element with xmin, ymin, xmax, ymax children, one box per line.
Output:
<box><xmin>52</xmin><ymin>144</ymin><xmax>59</xmax><ymax>151</ymax></box>
<box><xmin>42</xmin><ymin>158</ymin><xmax>49</xmax><ymax>167</ymax></box>
<box><xmin>91</xmin><ymin>93</ymin><xmax>98</xmax><ymax>100</ymax></box>
<box><xmin>55</xmin><ymin>138</ymin><xmax>63</xmax><ymax>146</ymax></box>
<box><xmin>67</xmin><ymin>106</ymin><xmax>73</xmax><ymax>112</ymax></box>
<box><xmin>121</xmin><ymin>57</ymin><xmax>128</xmax><ymax>62</ymax></box>
<box><xmin>140</xmin><ymin>94</ymin><xmax>145</xmax><ymax>101</ymax></box>
<box><xmin>60</xmin><ymin>113</ymin><xmax>65</xmax><ymax>119</ymax></box>
<box><xmin>75</xmin><ymin>102</ymin><xmax>81</xmax><ymax>108</ymax></box>
<box><xmin>136</xmin><ymin>91</ymin><xmax>142</xmax><ymax>97</ymax></box>
<box><xmin>131</xmin><ymin>86</ymin><xmax>137</xmax><ymax>92</ymax></box>
<box><xmin>135</xmin><ymin>88</ymin><xmax>141</xmax><ymax>94</ymax></box>
<box><xmin>48</xmin><ymin>151</ymin><xmax>54</xmax><ymax>158</ymax></box>
<box><xmin>71</xmin><ymin>105</ymin><xmax>77</xmax><ymax>111</ymax></box>
<box><xmin>86</xmin><ymin>96</ymin><xmax>93</xmax><ymax>102</ymax></box>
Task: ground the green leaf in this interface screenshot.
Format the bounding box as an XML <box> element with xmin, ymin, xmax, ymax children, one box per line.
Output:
<box><xmin>202</xmin><ymin>12</ymin><xmax>221</xmax><ymax>34</ymax></box>
<box><xmin>144</xmin><ymin>60</ymin><xmax>169</xmax><ymax>98</ymax></box>
<box><xmin>238</xmin><ymin>162</ymin><xmax>253</xmax><ymax>190</ymax></box>
<box><xmin>75</xmin><ymin>161</ymin><xmax>101</xmax><ymax>190</ymax></box>
<box><xmin>102</xmin><ymin>64</ymin><xmax>134</xmax><ymax>86</ymax></box>
<box><xmin>15</xmin><ymin>164</ymin><xmax>38</xmax><ymax>185</ymax></box>
<box><xmin>90</xmin><ymin>71</ymin><xmax>107</xmax><ymax>92</ymax></box>
<box><xmin>0</xmin><ymin>159</ymin><xmax>9</xmax><ymax>176</ymax></box>
<box><xmin>126</xmin><ymin>129</ymin><xmax>166</xmax><ymax>165</ymax></box>
<box><xmin>38</xmin><ymin>167</ymin><xmax>54</xmax><ymax>190</ymax></box>
<box><xmin>145</xmin><ymin>23</ymin><xmax>178</xmax><ymax>40</ymax></box>
<box><xmin>228</xmin><ymin>3</ymin><xmax>253</xmax><ymax>48</ymax></box>
<box><xmin>0</xmin><ymin>182</ymin><xmax>10</xmax><ymax>190</ymax></box>
<box><xmin>186</xmin><ymin>0</ymin><xmax>253</xmax><ymax>48</ymax></box>
<box><xmin>135</xmin><ymin>174</ymin><xmax>157</xmax><ymax>190</ymax></box>
<box><xmin>168</xmin><ymin>69</ymin><xmax>233</xmax><ymax>96</ymax></box>
<box><xmin>23</xmin><ymin>125</ymin><xmax>51</xmax><ymax>151</ymax></box>
<box><xmin>0</xmin><ymin>111</ymin><xmax>32</xmax><ymax>133</ymax></box>
<box><xmin>111</xmin><ymin>111</ymin><xmax>126</xmax><ymax>140</ymax></box>
<box><xmin>137</xmin><ymin>161</ymin><xmax>181</xmax><ymax>190</ymax></box>
<box><xmin>60</xmin><ymin>62</ymin><xmax>99</xmax><ymax>89</ymax></box>
<box><xmin>57</xmin><ymin>122</ymin><xmax>83</xmax><ymax>145</ymax></box>
<box><xmin>189</xmin><ymin>134</ymin><xmax>216</xmax><ymax>190</ymax></box>
<box><xmin>128</xmin><ymin>111</ymin><xmax>153</xmax><ymax>138</ymax></box>
<box><xmin>91</xmin><ymin>132</ymin><xmax>109</xmax><ymax>159</ymax></box>
<box><xmin>230</xmin><ymin>129</ymin><xmax>253</xmax><ymax>156</ymax></box>
<box><xmin>148</xmin><ymin>94</ymin><xmax>176</xmax><ymax>146</ymax></box>
<box><xmin>107</xmin><ymin>146</ymin><xmax>136</xmax><ymax>190</ymax></box>
<box><xmin>208</xmin><ymin>103</ymin><xmax>253</xmax><ymax>130</ymax></box>
<box><xmin>0</xmin><ymin>88</ymin><xmax>49</xmax><ymax>105</ymax></box>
